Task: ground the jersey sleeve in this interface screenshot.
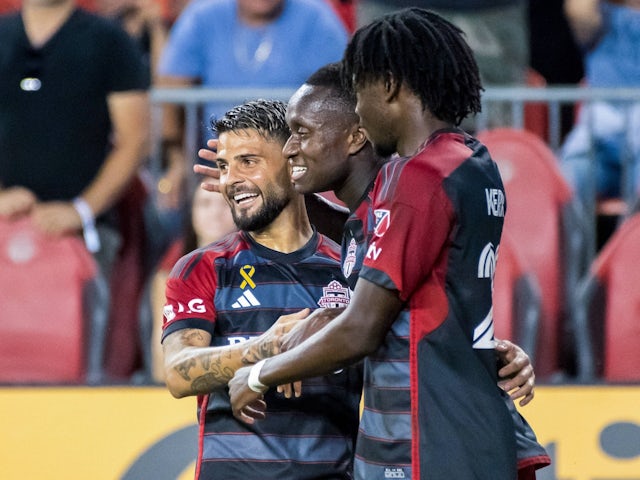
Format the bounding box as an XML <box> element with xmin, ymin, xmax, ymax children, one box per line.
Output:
<box><xmin>360</xmin><ymin>166</ymin><xmax>454</xmax><ymax>302</ymax></box>
<box><xmin>162</xmin><ymin>251</ymin><xmax>218</xmax><ymax>340</ymax></box>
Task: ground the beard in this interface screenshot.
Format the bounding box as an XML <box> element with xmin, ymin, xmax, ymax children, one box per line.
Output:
<box><xmin>231</xmin><ymin>186</ymin><xmax>291</xmax><ymax>232</ymax></box>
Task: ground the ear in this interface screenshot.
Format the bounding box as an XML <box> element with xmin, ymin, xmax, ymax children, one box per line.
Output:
<box><xmin>383</xmin><ymin>72</ymin><xmax>401</xmax><ymax>102</ymax></box>
<box><xmin>347</xmin><ymin>126</ymin><xmax>368</xmax><ymax>155</ymax></box>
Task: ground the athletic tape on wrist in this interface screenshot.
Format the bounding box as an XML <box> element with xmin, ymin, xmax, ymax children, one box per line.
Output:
<box><xmin>72</xmin><ymin>197</ymin><xmax>101</xmax><ymax>253</ymax></box>
<box><xmin>248</xmin><ymin>359</ymin><xmax>269</xmax><ymax>394</ymax></box>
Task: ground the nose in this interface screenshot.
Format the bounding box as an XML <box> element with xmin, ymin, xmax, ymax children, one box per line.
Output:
<box><xmin>282</xmin><ymin>135</ymin><xmax>299</xmax><ymax>159</ymax></box>
<box><xmin>219</xmin><ymin>162</ymin><xmax>243</xmax><ymax>192</ymax></box>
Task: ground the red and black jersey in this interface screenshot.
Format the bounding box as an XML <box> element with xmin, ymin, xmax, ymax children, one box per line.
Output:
<box><xmin>341</xmin><ymin>182</ymin><xmax>375</xmax><ymax>291</ymax></box>
<box><xmin>355</xmin><ymin>130</ymin><xmax>550</xmax><ymax>479</ymax></box>
<box><xmin>163</xmin><ymin>230</ymin><xmax>361</xmax><ymax>479</ymax></box>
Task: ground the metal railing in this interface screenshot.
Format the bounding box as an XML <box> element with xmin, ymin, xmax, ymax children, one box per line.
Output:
<box><xmin>150</xmin><ymin>84</ymin><xmax>640</xmax><ymax>153</ymax></box>
<box><xmin>149</xmin><ymin>85</ymin><xmax>640</xmax><ymax>255</ymax></box>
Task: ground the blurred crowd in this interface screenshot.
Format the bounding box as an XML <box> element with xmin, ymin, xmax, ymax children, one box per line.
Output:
<box><xmin>1</xmin><ymin>0</ymin><xmax>639</xmax><ymax>385</ymax></box>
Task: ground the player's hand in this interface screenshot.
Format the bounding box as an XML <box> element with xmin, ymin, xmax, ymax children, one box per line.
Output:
<box><xmin>276</xmin><ymin>381</ymin><xmax>302</xmax><ymax>398</ymax></box>
<box><xmin>229</xmin><ymin>365</ymin><xmax>267</xmax><ymax>424</ymax></box>
<box><xmin>281</xmin><ymin>307</ymin><xmax>343</xmax><ymax>352</ymax></box>
<box><xmin>0</xmin><ymin>186</ymin><xmax>37</xmax><ymax>219</ymax></box>
<box><xmin>195</xmin><ymin>139</ymin><xmax>221</xmax><ymax>193</ymax></box>
<box><xmin>31</xmin><ymin>201</ymin><xmax>83</xmax><ymax>236</ymax></box>
<box><xmin>496</xmin><ymin>339</ymin><xmax>535</xmax><ymax>406</ymax></box>
<box><xmin>244</xmin><ymin>309</ymin><xmax>310</xmax><ymax>363</ymax></box>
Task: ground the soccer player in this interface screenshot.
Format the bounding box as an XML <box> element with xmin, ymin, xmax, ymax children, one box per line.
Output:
<box><xmin>196</xmin><ymin>61</ymin><xmax>547</xmax><ymax>478</ymax></box>
<box><xmin>161</xmin><ymin>99</ymin><xmax>361</xmax><ymax>479</ymax></box>
<box><xmin>282</xmin><ymin>62</ymin><xmax>537</xmax><ymax>403</ymax></box>
<box><xmin>228</xmin><ymin>9</ymin><xmax>551</xmax><ymax>479</ymax></box>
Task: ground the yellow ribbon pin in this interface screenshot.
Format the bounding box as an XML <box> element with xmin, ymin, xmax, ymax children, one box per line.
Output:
<box><xmin>239</xmin><ymin>265</ymin><xmax>256</xmax><ymax>289</ymax></box>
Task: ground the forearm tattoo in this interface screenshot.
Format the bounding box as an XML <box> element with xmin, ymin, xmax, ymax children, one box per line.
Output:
<box><xmin>172</xmin><ymin>330</ymin><xmax>236</xmax><ymax>392</ymax></box>
<box><xmin>242</xmin><ymin>339</ymin><xmax>277</xmax><ymax>365</ymax></box>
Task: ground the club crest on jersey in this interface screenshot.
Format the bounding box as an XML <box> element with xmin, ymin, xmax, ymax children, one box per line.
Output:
<box><xmin>318</xmin><ymin>280</ymin><xmax>350</xmax><ymax>308</ymax></box>
<box><xmin>373</xmin><ymin>209</ymin><xmax>390</xmax><ymax>237</ymax></box>
<box><xmin>343</xmin><ymin>238</ymin><xmax>357</xmax><ymax>278</ymax></box>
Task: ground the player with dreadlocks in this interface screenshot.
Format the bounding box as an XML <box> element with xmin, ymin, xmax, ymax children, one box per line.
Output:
<box><xmin>229</xmin><ymin>8</ymin><xmax>551</xmax><ymax>479</ymax></box>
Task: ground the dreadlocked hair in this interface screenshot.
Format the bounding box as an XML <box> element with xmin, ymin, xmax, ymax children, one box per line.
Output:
<box><xmin>341</xmin><ymin>7</ymin><xmax>483</xmax><ymax>126</ymax></box>
<box><xmin>212</xmin><ymin>99</ymin><xmax>290</xmax><ymax>145</ymax></box>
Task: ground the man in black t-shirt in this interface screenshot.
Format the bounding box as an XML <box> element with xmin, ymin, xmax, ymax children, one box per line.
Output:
<box><xmin>0</xmin><ymin>0</ymin><xmax>150</xmax><ymax>273</ymax></box>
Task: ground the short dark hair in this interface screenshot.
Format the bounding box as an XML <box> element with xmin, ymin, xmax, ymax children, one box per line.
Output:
<box><xmin>212</xmin><ymin>99</ymin><xmax>290</xmax><ymax>145</ymax></box>
<box><xmin>341</xmin><ymin>7</ymin><xmax>483</xmax><ymax>125</ymax></box>
<box><xmin>304</xmin><ymin>62</ymin><xmax>359</xmax><ymax>123</ymax></box>
<box><xmin>306</xmin><ymin>62</ymin><xmax>356</xmax><ymax>108</ymax></box>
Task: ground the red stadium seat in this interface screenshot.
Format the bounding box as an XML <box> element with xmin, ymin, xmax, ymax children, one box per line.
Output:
<box><xmin>0</xmin><ymin>217</ymin><xmax>102</xmax><ymax>384</ymax></box>
<box><xmin>477</xmin><ymin>128</ymin><xmax>589</xmax><ymax>380</ymax></box>
<box><xmin>573</xmin><ymin>211</ymin><xmax>640</xmax><ymax>382</ymax></box>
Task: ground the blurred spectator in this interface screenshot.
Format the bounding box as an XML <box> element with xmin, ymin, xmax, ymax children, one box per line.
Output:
<box><xmin>96</xmin><ymin>0</ymin><xmax>170</xmax><ymax>76</ymax></box>
<box><xmin>560</xmin><ymin>0</ymin><xmax>640</xmax><ymax>215</ymax></box>
<box><xmin>0</xmin><ymin>0</ymin><xmax>150</xmax><ymax>380</ymax></box>
<box><xmin>528</xmin><ymin>0</ymin><xmax>584</xmax><ymax>140</ymax></box>
<box><xmin>148</xmin><ymin>177</ymin><xmax>236</xmax><ymax>383</ymax></box>
<box><xmin>94</xmin><ymin>0</ymin><xmax>177</xmax><ymax>272</ymax></box>
<box><xmin>155</xmin><ymin>0</ymin><xmax>348</xmax><ymax>228</ymax></box>
<box><xmin>357</xmin><ymin>1</ymin><xmax>529</xmax><ymax>85</ymax></box>
<box><xmin>528</xmin><ymin>0</ymin><xmax>583</xmax><ymax>90</ymax></box>
<box><xmin>0</xmin><ymin>0</ymin><xmax>97</xmax><ymax>13</ymax></box>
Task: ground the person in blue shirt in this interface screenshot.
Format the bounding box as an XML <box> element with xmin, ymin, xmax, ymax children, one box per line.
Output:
<box><xmin>155</xmin><ymin>0</ymin><xmax>348</xmax><ymax>220</ymax></box>
<box><xmin>560</xmin><ymin>0</ymin><xmax>640</xmax><ymax>215</ymax></box>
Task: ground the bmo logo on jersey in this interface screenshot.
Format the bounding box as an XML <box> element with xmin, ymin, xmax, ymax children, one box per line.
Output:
<box><xmin>227</xmin><ymin>335</ymin><xmax>258</xmax><ymax>345</ymax></box>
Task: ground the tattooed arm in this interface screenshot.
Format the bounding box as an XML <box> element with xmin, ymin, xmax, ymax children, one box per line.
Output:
<box><xmin>162</xmin><ymin>309</ymin><xmax>310</xmax><ymax>398</ymax></box>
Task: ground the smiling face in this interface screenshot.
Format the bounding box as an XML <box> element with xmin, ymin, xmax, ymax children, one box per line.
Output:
<box><xmin>215</xmin><ymin>128</ymin><xmax>292</xmax><ymax>232</ymax></box>
<box><xmin>284</xmin><ymin>84</ymin><xmax>359</xmax><ymax>195</ymax></box>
